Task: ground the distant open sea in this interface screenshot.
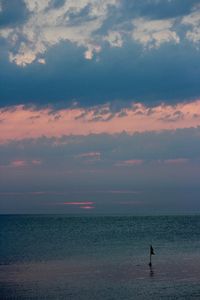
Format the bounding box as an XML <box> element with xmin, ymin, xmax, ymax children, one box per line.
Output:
<box><xmin>1</xmin><ymin>215</ymin><xmax>200</xmax><ymax>299</ymax></box>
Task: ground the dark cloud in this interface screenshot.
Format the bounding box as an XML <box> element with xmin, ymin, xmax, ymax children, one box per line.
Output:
<box><xmin>0</xmin><ymin>0</ymin><xmax>200</xmax><ymax>108</ymax></box>
<box><xmin>0</xmin><ymin>40</ymin><xmax>200</xmax><ymax>108</ymax></box>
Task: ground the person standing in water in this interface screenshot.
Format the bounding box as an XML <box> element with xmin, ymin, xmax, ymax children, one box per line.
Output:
<box><xmin>149</xmin><ymin>245</ymin><xmax>155</xmax><ymax>267</ymax></box>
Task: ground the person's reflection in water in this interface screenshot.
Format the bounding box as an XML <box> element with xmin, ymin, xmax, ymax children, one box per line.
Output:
<box><xmin>149</xmin><ymin>265</ymin><xmax>154</xmax><ymax>277</ymax></box>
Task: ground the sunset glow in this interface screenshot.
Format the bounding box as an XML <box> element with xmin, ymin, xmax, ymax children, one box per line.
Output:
<box><xmin>1</xmin><ymin>100</ymin><xmax>200</xmax><ymax>143</ymax></box>
<box><xmin>1</xmin><ymin>0</ymin><xmax>200</xmax><ymax>215</ymax></box>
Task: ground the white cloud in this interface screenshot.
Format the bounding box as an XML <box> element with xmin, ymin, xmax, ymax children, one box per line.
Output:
<box><xmin>2</xmin><ymin>0</ymin><xmax>119</xmax><ymax>66</ymax></box>
<box><xmin>38</xmin><ymin>58</ymin><xmax>46</xmax><ymax>64</ymax></box>
<box><xmin>132</xmin><ymin>18</ymin><xmax>180</xmax><ymax>49</ymax></box>
<box><xmin>182</xmin><ymin>9</ymin><xmax>200</xmax><ymax>44</ymax></box>
<box><xmin>104</xmin><ymin>30</ymin><xmax>123</xmax><ymax>47</ymax></box>
<box><xmin>24</xmin><ymin>0</ymin><xmax>52</xmax><ymax>12</ymax></box>
<box><xmin>0</xmin><ymin>28</ymin><xmax>13</xmax><ymax>39</ymax></box>
<box><xmin>84</xmin><ymin>44</ymin><xmax>101</xmax><ymax>60</ymax></box>
<box><xmin>2</xmin><ymin>1</ymin><xmax>200</xmax><ymax>66</ymax></box>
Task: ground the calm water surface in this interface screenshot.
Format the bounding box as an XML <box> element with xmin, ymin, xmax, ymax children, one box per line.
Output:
<box><xmin>1</xmin><ymin>215</ymin><xmax>200</xmax><ymax>299</ymax></box>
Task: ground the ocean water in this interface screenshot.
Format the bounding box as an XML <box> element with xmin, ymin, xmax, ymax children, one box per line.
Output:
<box><xmin>1</xmin><ymin>215</ymin><xmax>200</xmax><ymax>299</ymax></box>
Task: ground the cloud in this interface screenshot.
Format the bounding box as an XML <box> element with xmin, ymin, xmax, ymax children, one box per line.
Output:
<box><xmin>1</xmin><ymin>100</ymin><xmax>200</xmax><ymax>143</ymax></box>
<box><xmin>1</xmin><ymin>1</ymin><xmax>200</xmax><ymax>107</ymax></box>
<box><xmin>182</xmin><ymin>8</ymin><xmax>200</xmax><ymax>44</ymax></box>
<box><xmin>0</xmin><ymin>159</ymin><xmax>42</xmax><ymax>168</ymax></box>
<box><xmin>103</xmin><ymin>30</ymin><xmax>123</xmax><ymax>47</ymax></box>
<box><xmin>115</xmin><ymin>159</ymin><xmax>144</xmax><ymax>167</ymax></box>
<box><xmin>1</xmin><ymin>0</ymin><xmax>200</xmax><ymax>67</ymax></box>
<box><xmin>1</xmin><ymin>126</ymin><xmax>200</xmax><ymax>214</ymax></box>
<box><xmin>163</xmin><ymin>158</ymin><xmax>189</xmax><ymax>165</ymax></box>
<box><xmin>62</xmin><ymin>201</ymin><xmax>94</xmax><ymax>205</ymax></box>
<box><xmin>1</xmin><ymin>0</ymin><xmax>119</xmax><ymax>66</ymax></box>
<box><xmin>132</xmin><ymin>17</ymin><xmax>179</xmax><ymax>48</ymax></box>
<box><xmin>80</xmin><ymin>205</ymin><xmax>94</xmax><ymax>209</ymax></box>
<box><xmin>54</xmin><ymin>201</ymin><xmax>95</xmax><ymax>210</ymax></box>
<box><xmin>1</xmin><ymin>127</ymin><xmax>200</xmax><ymax>175</ymax></box>
<box><xmin>10</xmin><ymin>160</ymin><xmax>27</xmax><ymax>167</ymax></box>
<box><xmin>75</xmin><ymin>152</ymin><xmax>101</xmax><ymax>160</ymax></box>
<box><xmin>1</xmin><ymin>125</ymin><xmax>200</xmax><ymax>214</ymax></box>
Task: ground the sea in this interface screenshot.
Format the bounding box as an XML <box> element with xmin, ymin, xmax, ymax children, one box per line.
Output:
<box><xmin>1</xmin><ymin>215</ymin><xmax>200</xmax><ymax>299</ymax></box>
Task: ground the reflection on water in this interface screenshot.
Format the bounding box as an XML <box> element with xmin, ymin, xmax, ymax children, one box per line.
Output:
<box><xmin>1</xmin><ymin>256</ymin><xmax>200</xmax><ymax>299</ymax></box>
<box><xmin>149</xmin><ymin>265</ymin><xmax>154</xmax><ymax>277</ymax></box>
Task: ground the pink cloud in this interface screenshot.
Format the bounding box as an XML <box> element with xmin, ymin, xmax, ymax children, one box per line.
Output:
<box><xmin>163</xmin><ymin>158</ymin><xmax>189</xmax><ymax>165</ymax></box>
<box><xmin>80</xmin><ymin>206</ymin><xmax>95</xmax><ymax>210</ymax></box>
<box><xmin>1</xmin><ymin>100</ymin><xmax>200</xmax><ymax>143</ymax></box>
<box><xmin>8</xmin><ymin>159</ymin><xmax>42</xmax><ymax>168</ymax></box>
<box><xmin>76</xmin><ymin>152</ymin><xmax>101</xmax><ymax>158</ymax></box>
<box><xmin>115</xmin><ymin>159</ymin><xmax>144</xmax><ymax>167</ymax></box>
<box><xmin>62</xmin><ymin>201</ymin><xmax>94</xmax><ymax>206</ymax></box>
<box><xmin>61</xmin><ymin>201</ymin><xmax>95</xmax><ymax>210</ymax></box>
<box><xmin>10</xmin><ymin>160</ymin><xmax>27</xmax><ymax>167</ymax></box>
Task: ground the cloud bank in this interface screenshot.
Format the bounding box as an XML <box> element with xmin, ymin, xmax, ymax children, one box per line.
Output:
<box><xmin>1</xmin><ymin>100</ymin><xmax>200</xmax><ymax>143</ymax></box>
<box><xmin>1</xmin><ymin>1</ymin><xmax>200</xmax><ymax>107</ymax></box>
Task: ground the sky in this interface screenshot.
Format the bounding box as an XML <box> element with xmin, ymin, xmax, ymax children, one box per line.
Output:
<box><xmin>1</xmin><ymin>0</ymin><xmax>200</xmax><ymax>214</ymax></box>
